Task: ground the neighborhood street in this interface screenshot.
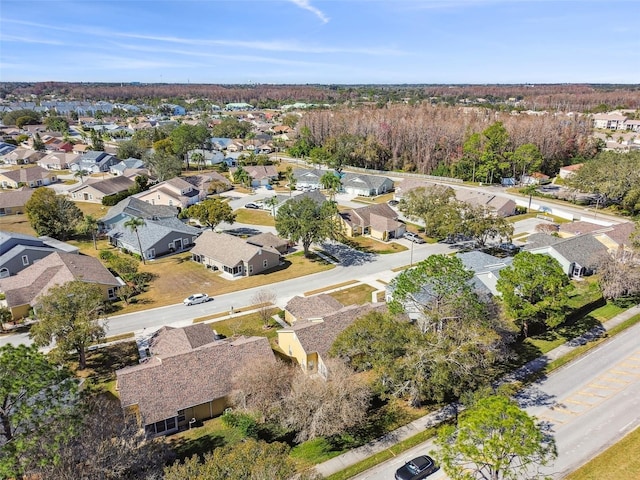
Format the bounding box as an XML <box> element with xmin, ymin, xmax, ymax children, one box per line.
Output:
<box><xmin>348</xmin><ymin>320</ymin><xmax>640</xmax><ymax>480</ymax></box>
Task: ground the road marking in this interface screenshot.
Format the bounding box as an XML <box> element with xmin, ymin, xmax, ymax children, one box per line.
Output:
<box><xmin>601</xmin><ymin>376</ymin><xmax>631</xmax><ymax>385</ymax></box>
<box><xmin>564</xmin><ymin>398</ymin><xmax>591</xmax><ymax>406</ymax></box>
<box><xmin>611</xmin><ymin>368</ymin><xmax>640</xmax><ymax>377</ymax></box>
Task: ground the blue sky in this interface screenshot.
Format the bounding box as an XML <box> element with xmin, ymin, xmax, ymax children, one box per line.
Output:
<box><xmin>1</xmin><ymin>1</ymin><xmax>638</xmax><ymax>84</ymax></box>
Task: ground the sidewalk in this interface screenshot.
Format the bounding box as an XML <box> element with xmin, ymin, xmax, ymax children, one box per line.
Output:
<box><xmin>314</xmin><ymin>304</ymin><xmax>640</xmax><ymax>478</ymax></box>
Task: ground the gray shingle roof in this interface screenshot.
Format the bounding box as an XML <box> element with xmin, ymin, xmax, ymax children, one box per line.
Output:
<box><xmin>70</xmin><ymin>176</ymin><xmax>134</xmax><ymax>195</ymax></box>
<box><xmin>149</xmin><ymin>324</ymin><xmax>217</xmax><ymax>358</ymax></box>
<box><xmin>341</xmin><ymin>172</ymin><xmax>391</xmax><ymax>191</ymax></box>
<box><xmin>107</xmin><ymin>217</ymin><xmax>201</xmax><ymax>252</ymax></box>
<box><xmin>100</xmin><ymin>197</ymin><xmax>178</xmax><ymax>224</ymax></box>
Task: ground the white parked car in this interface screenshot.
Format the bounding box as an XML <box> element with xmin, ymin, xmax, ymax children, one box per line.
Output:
<box><xmin>183</xmin><ymin>293</ymin><xmax>211</xmax><ymax>306</ymax></box>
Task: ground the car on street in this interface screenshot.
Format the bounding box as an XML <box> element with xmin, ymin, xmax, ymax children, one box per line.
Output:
<box><xmin>395</xmin><ymin>455</ymin><xmax>437</xmax><ymax>480</ymax></box>
<box><xmin>183</xmin><ymin>293</ymin><xmax>211</xmax><ymax>306</ymax></box>
<box><xmin>388</xmin><ymin>199</ymin><xmax>400</xmax><ymax>207</ymax></box>
<box><xmin>403</xmin><ymin>232</ymin><xmax>426</xmax><ymax>244</ymax></box>
<box><xmin>245</xmin><ymin>203</ymin><xmax>260</xmax><ymax>209</ymax></box>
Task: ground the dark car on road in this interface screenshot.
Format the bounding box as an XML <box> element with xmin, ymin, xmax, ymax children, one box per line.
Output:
<box><xmin>395</xmin><ymin>455</ymin><xmax>437</xmax><ymax>480</ymax></box>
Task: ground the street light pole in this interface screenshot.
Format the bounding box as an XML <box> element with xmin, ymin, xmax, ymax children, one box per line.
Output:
<box><xmin>410</xmin><ymin>239</ymin><xmax>414</xmax><ymax>267</ymax></box>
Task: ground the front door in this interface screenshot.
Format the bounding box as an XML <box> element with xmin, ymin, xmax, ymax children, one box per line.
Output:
<box><xmin>174</xmin><ymin>239</ymin><xmax>183</xmax><ymax>251</ymax></box>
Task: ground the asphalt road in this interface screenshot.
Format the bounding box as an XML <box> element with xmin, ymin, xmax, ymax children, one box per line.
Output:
<box><xmin>0</xmin><ymin>239</ymin><xmax>453</xmax><ymax>347</ymax></box>
<box><xmin>350</xmin><ymin>321</ymin><xmax>640</xmax><ymax>480</ymax></box>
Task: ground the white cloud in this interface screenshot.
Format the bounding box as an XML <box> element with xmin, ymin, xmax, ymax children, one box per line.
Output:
<box><xmin>0</xmin><ymin>34</ymin><xmax>65</xmax><ymax>46</ymax></box>
<box><xmin>289</xmin><ymin>0</ymin><xmax>330</xmax><ymax>23</ymax></box>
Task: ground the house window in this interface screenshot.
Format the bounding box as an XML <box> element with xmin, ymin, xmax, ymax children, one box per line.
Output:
<box><xmin>148</xmin><ymin>248</ymin><xmax>155</xmax><ymax>259</ymax></box>
<box><xmin>21</xmin><ymin>255</ymin><xmax>29</xmax><ymax>266</ymax></box>
<box><xmin>263</xmin><ymin>259</ymin><xmax>268</xmax><ymax>268</ymax></box>
<box><xmin>177</xmin><ymin>409</ymin><xmax>186</xmax><ymax>423</ymax></box>
<box><xmin>89</xmin><ymin>194</ymin><xmax>93</xmax><ymax>200</ymax></box>
<box><xmin>168</xmin><ymin>200</ymin><xmax>173</xmax><ymax>206</ymax></box>
<box><xmin>249</xmin><ymin>265</ymin><xmax>253</xmax><ymax>274</ymax></box>
<box><xmin>157</xmin><ymin>194</ymin><xmax>161</xmax><ymax>199</ymax></box>
<box><xmin>0</xmin><ymin>268</ymin><xmax>8</xmax><ymax>278</ymax></box>
<box><xmin>166</xmin><ymin>417</ymin><xmax>176</xmax><ymax>431</ymax></box>
<box><xmin>36</xmin><ymin>180</ymin><xmax>42</xmax><ymax>186</ymax></box>
<box><xmin>107</xmin><ymin>288</ymin><xmax>116</xmax><ymax>299</ymax></box>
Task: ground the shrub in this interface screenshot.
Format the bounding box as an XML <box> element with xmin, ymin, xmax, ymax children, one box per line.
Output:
<box><xmin>99</xmin><ymin>250</ymin><xmax>115</xmax><ymax>261</ymax></box>
<box><xmin>221</xmin><ymin>410</ymin><xmax>259</xmax><ymax>438</ymax></box>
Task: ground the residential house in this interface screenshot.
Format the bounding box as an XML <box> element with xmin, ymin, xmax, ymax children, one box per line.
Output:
<box><xmin>107</xmin><ymin>217</ymin><xmax>201</xmax><ymax>260</ymax></box>
<box><xmin>558</xmin><ymin>163</ymin><xmax>584</xmax><ymax>179</ymax></box>
<box><xmin>69</xmin><ymin>176</ymin><xmax>135</xmax><ymax>203</ymax></box>
<box><xmin>191</xmin><ymin>231</ymin><xmax>281</xmax><ymax>277</ymax></box>
<box><xmin>455</xmin><ymin>190</ymin><xmax>516</xmax><ymax>217</ymax></box>
<box><xmin>283</xmin><ymin>294</ymin><xmax>343</xmax><ymax>324</ymax></box>
<box><xmin>0</xmin><ymin>230</ymin><xmax>78</xmax><ymax>278</ymax></box>
<box><xmin>521</xmin><ymin>172</ymin><xmax>551</xmax><ymax>185</ymax></box>
<box><xmin>37</xmin><ymin>152</ymin><xmax>81</xmax><ymax>170</ymax></box>
<box><xmin>225</xmin><ymin>103</ymin><xmax>254</xmax><ymax>111</ymax></box>
<box><xmin>0</xmin><ymin>188</ymin><xmax>34</xmax><ymax>216</ymax></box>
<box><xmin>558</xmin><ymin>221</ymin><xmax>607</xmax><ymax>239</ymax></box>
<box><xmin>71</xmin><ymin>151</ymin><xmax>119</xmax><ymax>173</ymax></box>
<box><xmin>109</xmin><ymin>158</ymin><xmax>145</xmax><ymax>176</ymax></box>
<box><xmin>340</xmin><ymin>203</ymin><xmax>406</xmax><ymax>241</ymax></box>
<box><xmin>159</xmin><ymin>104</ymin><xmax>186</xmax><ymax>116</ymax></box>
<box><xmin>524</xmin><ymin>233</ymin><xmax>609</xmax><ymax>277</ymax></box>
<box><xmin>183</xmin><ymin>171</ymin><xmax>232</xmax><ymax>196</ymax></box>
<box><xmin>0</xmin><ymin>148</ymin><xmax>47</xmax><ymax>165</ymax></box>
<box><xmin>271</xmin><ymin>190</ymin><xmax>328</xmax><ymax>215</ymax></box>
<box><xmin>456</xmin><ymin>251</ymin><xmax>513</xmax><ymax>297</ymax></box>
<box><xmin>186</xmin><ymin>150</ymin><xmax>225</xmax><ymax>167</ymax></box>
<box><xmin>135</xmin><ymin>177</ymin><xmax>202</xmax><ymax>208</ymax></box>
<box><xmin>277</xmin><ymin>303</ymin><xmax>386</xmax><ymax>377</ymax></box>
<box><xmin>0</xmin><ymin>166</ymin><xmax>58</xmax><ymax>189</ymax></box>
<box><xmin>116</xmin><ymin>327</ymin><xmax>275</xmax><ymax>437</ymax></box>
<box><xmin>210</xmin><ymin>137</ymin><xmax>234</xmax><ymax>150</ymax></box>
<box><xmin>0</xmin><ymin>252</ymin><xmax>122</xmax><ymax>319</ymax></box>
<box><xmin>230</xmin><ymin>165</ymin><xmax>278</xmax><ymax>187</ymax></box>
<box><xmin>591</xmin><ymin>222</ymin><xmax>636</xmax><ymax>251</ymax></box>
<box><xmin>293</xmin><ymin>168</ymin><xmax>325</xmax><ymax>190</ymax></box>
<box><xmin>100</xmin><ymin>196</ymin><xmax>178</xmax><ymax>232</ymax></box>
<box><xmin>246</xmin><ymin>232</ymin><xmax>290</xmax><ymax>255</ymax></box>
<box><xmin>341</xmin><ymin>173</ymin><xmax>394</xmax><ymax>197</ymax></box>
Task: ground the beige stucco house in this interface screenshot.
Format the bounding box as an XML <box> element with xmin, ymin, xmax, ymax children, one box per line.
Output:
<box><xmin>116</xmin><ymin>325</ymin><xmax>276</xmax><ymax>436</ymax></box>
<box><xmin>191</xmin><ymin>231</ymin><xmax>281</xmax><ymax>277</ymax></box>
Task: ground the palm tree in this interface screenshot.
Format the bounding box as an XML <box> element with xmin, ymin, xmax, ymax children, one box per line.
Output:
<box><xmin>74</xmin><ymin>169</ymin><xmax>89</xmax><ymax>184</ymax></box>
<box><xmin>124</xmin><ymin>217</ymin><xmax>147</xmax><ymax>265</ymax></box>
<box><xmin>191</xmin><ymin>152</ymin><xmax>205</xmax><ymax>171</ymax></box>
<box><xmin>320</xmin><ymin>171</ymin><xmax>342</xmax><ymax>201</ymax></box>
<box><xmin>522</xmin><ymin>184</ymin><xmax>538</xmax><ymax>213</ymax></box>
<box><xmin>79</xmin><ymin>215</ymin><xmax>99</xmax><ymax>250</ymax></box>
<box><xmin>264</xmin><ymin>196</ymin><xmax>279</xmax><ymax>216</ymax></box>
<box><xmin>285</xmin><ymin>166</ymin><xmax>297</xmax><ymax>197</ymax></box>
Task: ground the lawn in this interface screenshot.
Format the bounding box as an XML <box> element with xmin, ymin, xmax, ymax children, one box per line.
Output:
<box><xmin>352</xmin><ymin>193</ymin><xmax>395</xmax><ymax>204</ymax></box>
<box><xmin>112</xmin><ymin>251</ymin><xmax>334</xmax><ymax>314</ymax></box>
<box><xmin>329</xmin><ymin>284</ymin><xmax>377</xmax><ymax>306</ymax></box>
<box><xmin>564</xmin><ymin>423</ymin><xmax>640</xmax><ymax>480</ymax></box>
<box><xmin>0</xmin><ymin>213</ymin><xmax>36</xmax><ymax>236</ymax></box>
<box><xmin>205</xmin><ymin>310</ymin><xmax>281</xmax><ymax>341</ymax></box>
<box><xmin>342</xmin><ymin>236</ymin><xmax>408</xmax><ymax>254</ymax></box>
<box><xmin>233</xmin><ymin>208</ymin><xmax>276</xmax><ymax>226</ymax></box>
<box><xmin>70</xmin><ymin>340</ymin><xmax>140</xmax><ymax>396</ymax></box>
<box><xmin>165</xmin><ymin>416</ymin><xmax>245</xmax><ymax>462</ymax></box>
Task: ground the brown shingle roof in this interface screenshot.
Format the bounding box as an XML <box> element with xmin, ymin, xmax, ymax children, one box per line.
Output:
<box><xmin>0</xmin><ymin>252</ymin><xmax>120</xmax><ymax>308</ymax></box>
<box><xmin>559</xmin><ymin>221</ymin><xmax>607</xmax><ymax>236</ymax></box>
<box><xmin>285</xmin><ymin>294</ymin><xmax>343</xmax><ymax>322</ymax></box>
<box><xmin>290</xmin><ymin>303</ymin><xmax>387</xmax><ymax>357</ymax></box>
<box><xmin>600</xmin><ymin>222</ymin><xmax>635</xmax><ymax>247</ymax></box>
<box><xmin>149</xmin><ymin>324</ymin><xmax>216</xmax><ymax>358</ymax></box>
<box><xmin>192</xmin><ymin>231</ymin><xmax>278</xmax><ymax>267</ymax></box>
<box><xmin>246</xmin><ymin>232</ymin><xmax>289</xmax><ymax>251</ymax></box>
<box><xmin>0</xmin><ymin>188</ymin><xmax>34</xmax><ymax>208</ymax></box>
<box><xmin>116</xmin><ymin>335</ymin><xmax>276</xmax><ymax>425</ymax></box>
<box><xmin>1</xmin><ymin>166</ymin><xmax>53</xmax><ymax>183</ymax></box>
<box><xmin>71</xmin><ymin>176</ymin><xmax>135</xmax><ymax>195</ymax></box>
<box><xmin>342</xmin><ymin>203</ymin><xmax>399</xmax><ymax>229</ymax></box>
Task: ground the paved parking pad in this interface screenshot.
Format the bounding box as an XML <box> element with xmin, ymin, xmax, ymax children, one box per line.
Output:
<box><xmin>536</xmin><ymin>350</ymin><xmax>640</xmax><ymax>427</ymax></box>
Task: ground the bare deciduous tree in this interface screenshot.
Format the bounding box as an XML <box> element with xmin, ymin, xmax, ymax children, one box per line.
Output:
<box><xmin>597</xmin><ymin>250</ymin><xmax>640</xmax><ymax>300</ymax></box>
<box><xmin>535</xmin><ymin>222</ymin><xmax>560</xmax><ymax>235</ymax></box>
<box><xmin>280</xmin><ymin>358</ymin><xmax>372</xmax><ymax>442</ymax></box>
<box><xmin>231</xmin><ymin>360</ymin><xmax>296</xmax><ymax>422</ymax></box>
<box><xmin>250</xmin><ymin>289</ymin><xmax>278</xmax><ymax>327</ymax></box>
